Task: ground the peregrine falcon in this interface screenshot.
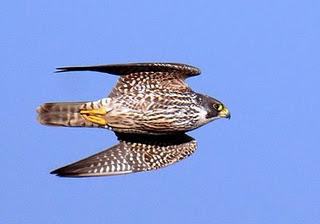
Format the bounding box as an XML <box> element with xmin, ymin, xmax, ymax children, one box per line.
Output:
<box><xmin>37</xmin><ymin>63</ymin><xmax>230</xmax><ymax>177</ymax></box>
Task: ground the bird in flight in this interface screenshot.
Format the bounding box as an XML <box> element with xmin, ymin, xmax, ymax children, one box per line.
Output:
<box><xmin>37</xmin><ymin>63</ymin><xmax>230</xmax><ymax>177</ymax></box>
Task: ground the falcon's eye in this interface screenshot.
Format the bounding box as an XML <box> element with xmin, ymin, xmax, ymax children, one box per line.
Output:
<box><xmin>214</xmin><ymin>104</ymin><xmax>223</xmax><ymax>111</ymax></box>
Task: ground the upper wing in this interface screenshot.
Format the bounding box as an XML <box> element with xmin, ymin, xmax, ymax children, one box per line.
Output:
<box><xmin>51</xmin><ymin>133</ymin><xmax>197</xmax><ymax>177</ymax></box>
<box><xmin>56</xmin><ymin>62</ymin><xmax>201</xmax><ymax>95</ymax></box>
<box><xmin>56</xmin><ymin>62</ymin><xmax>201</xmax><ymax>78</ymax></box>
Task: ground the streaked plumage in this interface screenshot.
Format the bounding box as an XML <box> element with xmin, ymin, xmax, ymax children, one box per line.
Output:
<box><xmin>37</xmin><ymin>62</ymin><xmax>230</xmax><ymax>177</ymax></box>
<box><xmin>51</xmin><ymin>134</ymin><xmax>196</xmax><ymax>177</ymax></box>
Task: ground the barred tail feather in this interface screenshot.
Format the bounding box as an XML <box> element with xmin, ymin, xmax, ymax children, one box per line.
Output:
<box><xmin>37</xmin><ymin>102</ymin><xmax>99</xmax><ymax>127</ymax></box>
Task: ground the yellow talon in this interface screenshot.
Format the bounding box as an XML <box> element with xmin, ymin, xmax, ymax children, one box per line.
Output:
<box><xmin>80</xmin><ymin>108</ymin><xmax>107</xmax><ymax>116</ymax></box>
<box><xmin>80</xmin><ymin>108</ymin><xmax>108</xmax><ymax>126</ymax></box>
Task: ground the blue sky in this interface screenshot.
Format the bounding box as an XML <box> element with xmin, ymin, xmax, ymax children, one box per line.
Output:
<box><xmin>1</xmin><ymin>0</ymin><xmax>319</xmax><ymax>223</ymax></box>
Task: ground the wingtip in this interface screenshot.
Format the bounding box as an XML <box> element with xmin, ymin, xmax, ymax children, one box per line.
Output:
<box><xmin>50</xmin><ymin>168</ymin><xmax>75</xmax><ymax>177</ymax></box>
<box><xmin>54</xmin><ymin>67</ymin><xmax>68</xmax><ymax>73</ymax></box>
<box><xmin>50</xmin><ymin>164</ymin><xmax>91</xmax><ymax>178</ymax></box>
<box><xmin>50</xmin><ymin>166</ymin><xmax>71</xmax><ymax>176</ymax></box>
<box><xmin>50</xmin><ymin>167</ymin><xmax>60</xmax><ymax>175</ymax></box>
<box><xmin>50</xmin><ymin>169</ymin><xmax>102</xmax><ymax>178</ymax></box>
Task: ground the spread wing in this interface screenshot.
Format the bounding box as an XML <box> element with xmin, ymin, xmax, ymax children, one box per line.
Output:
<box><xmin>51</xmin><ymin>133</ymin><xmax>197</xmax><ymax>177</ymax></box>
<box><xmin>56</xmin><ymin>62</ymin><xmax>200</xmax><ymax>77</ymax></box>
<box><xmin>56</xmin><ymin>62</ymin><xmax>201</xmax><ymax>96</ymax></box>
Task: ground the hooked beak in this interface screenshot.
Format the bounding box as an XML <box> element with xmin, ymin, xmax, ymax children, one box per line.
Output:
<box><xmin>219</xmin><ymin>107</ymin><xmax>231</xmax><ymax>119</ymax></box>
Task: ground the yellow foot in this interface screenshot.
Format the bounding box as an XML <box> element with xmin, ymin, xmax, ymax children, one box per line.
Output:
<box><xmin>80</xmin><ymin>108</ymin><xmax>108</xmax><ymax>126</ymax></box>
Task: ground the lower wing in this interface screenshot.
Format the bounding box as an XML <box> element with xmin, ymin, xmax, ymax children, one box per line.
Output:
<box><xmin>51</xmin><ymin>133</ymin><xmax>197</xmax><ymax>177</ymax></box>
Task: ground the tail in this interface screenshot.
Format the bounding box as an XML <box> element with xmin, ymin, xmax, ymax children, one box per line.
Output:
<box><xmin>37</xmin><ymin>102</ymin><xmax>100</xmax><ymax>128</ymax></box>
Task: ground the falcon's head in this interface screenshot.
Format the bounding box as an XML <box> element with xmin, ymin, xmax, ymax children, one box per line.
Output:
<box><xmin>198</xmin><ymin>94</ymin><xmax>231</xmax><ymax>121</ymax></box>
